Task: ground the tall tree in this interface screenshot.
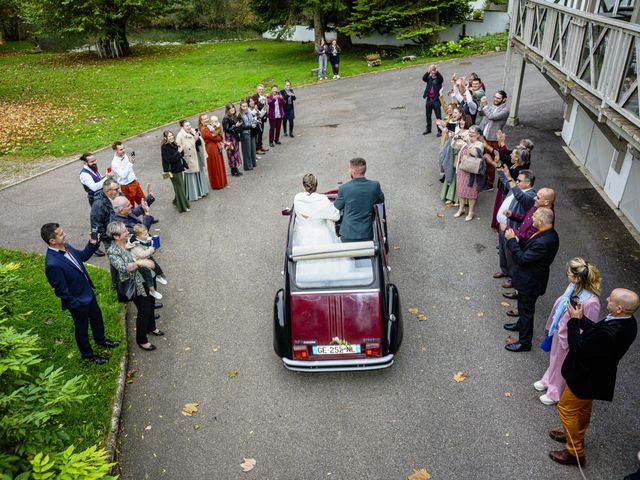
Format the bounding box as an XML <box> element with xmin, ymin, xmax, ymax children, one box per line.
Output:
<box><xmin>19</xmin><ymin>0</ymin><xmax>177</xmax><ymax>57</ymax></box>
<box><xmin>340</xmin><ymin>0</ymin><xmax>471</xmax><ymax>44</ymax></box>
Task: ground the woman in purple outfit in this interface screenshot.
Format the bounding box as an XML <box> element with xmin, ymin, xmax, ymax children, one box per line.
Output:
<box><xmin>534</xmin><ymin>257</ymin><xmax>601</xmax><ymax>405</ymax></box>
<box><xmin>222</xmin><ymin>103</ymin><xmax>244</xmax><ymax>177</ymax></box>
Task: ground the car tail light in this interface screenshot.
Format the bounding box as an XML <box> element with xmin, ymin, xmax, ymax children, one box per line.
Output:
<box><xmin>365</xmin><ymin>343</ymin><xmax>381</xmax><ymax>357</ymax></box>
<box><xmin>293</xmin><ymin>345</ymin><xmax>308</xmax><ymax>360</ymax></box>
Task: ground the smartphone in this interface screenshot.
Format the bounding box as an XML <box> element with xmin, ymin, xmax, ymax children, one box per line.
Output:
<box><xmin>569</xmin><ymin>295</ymin><xmax>580</xmax><ymax>308</ymax></box>
<box><xmin>130</xmin><ymin>151</ymin><xmax>135</xmax><ymax>157</ymax></box>
<box><xmin>106</xmin><ymin>167</ymin><xmax>112</xmax><ymax>175</ymax></box>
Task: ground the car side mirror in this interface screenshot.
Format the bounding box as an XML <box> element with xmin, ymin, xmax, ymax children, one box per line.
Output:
<box><xmin>282</xmin><ymin>207</ymin><xmax>291</xmax><ymax>216</ymax></box>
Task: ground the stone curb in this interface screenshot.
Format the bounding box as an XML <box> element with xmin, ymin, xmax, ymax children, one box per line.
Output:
<box><xmin>106</xmin><ymin>303</ymin><xmax>130</xmax><ymax>465</ymax></box>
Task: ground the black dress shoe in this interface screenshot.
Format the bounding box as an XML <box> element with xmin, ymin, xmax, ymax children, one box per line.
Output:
<box><xmin>503</xmin><ymin>322</ymin><xmax>519</xmax><ymax>331</ymax></box>
<box><xmin>422</xmin><ymin>130</ymin><xmax>431</xmax><ymax>135</ymax></box>
<box><xmin>154</xmin><ymin>302</ymin><xmax>163</xmax><ymax>309</ymax></box>
<box><xmin>154</xmin><ymin>313</ymin><xmax>160</xmax><ymax>320</ymax></box>
<box><xmin>94</xmin><ymin>248</ymin><xmax>105</xmax><ymax>257</ymax></box>
<box><xmin>289</xmin><ymin>134</ymin><xmax>295</xmax><ymax>138</ymax></box>
<box><xmin>503</xmin><ymin>291</ymin><xmax>518</xmax><ymax>299</ymax></box>
<box><xmin>84</xmin><ymin>356</ymin><xmax>108</xmax><ymax>365</ymax></box>
<box><xmin>505</xmin><ymin>342</ymin><xmax>531</xmax><ymax>352</ymax></box>
<box><xmin>99</xmin><ymin>340</ymin><xmax>120</xmax><ymax>348</ymax></box>
<box><xmin>138</xmin><ymin>343</ymin><xmax>157</xmax><ymax>351</ymax></box>
<box><xmin>549</xmin><ymin>449</ymin><xmax>584</xmax><ymax>466</ymax></box>
<box><xmin>549</xmin><ymin>430</ymin><xmax>566</xmax><ymax>443</ymax></box>
<box><xmin>436</xmin><ymin>132</ymin><xmax>442</xmax><ymax>137</ymax></box>
<box><xmin>275</xmin><ymin>141</ymin><xmax>282</xmax><ymax>145</ymax></box>
<box><xmin>150</xmin><ymin>329</ymin><xmax>165</xmax><ymax>336</ymax></box>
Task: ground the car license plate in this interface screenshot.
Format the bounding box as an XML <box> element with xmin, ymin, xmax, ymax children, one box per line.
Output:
<box><xmin>312</xmin><ymin>344</ymin><xmax>361</xmax><ymax>355</ymax></box>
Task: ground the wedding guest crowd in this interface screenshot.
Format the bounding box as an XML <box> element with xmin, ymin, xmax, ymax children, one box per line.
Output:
<box><xmin>428</xmin><ymin>64</ymin><xmax>638</xmax><ymax>470</ymax></box>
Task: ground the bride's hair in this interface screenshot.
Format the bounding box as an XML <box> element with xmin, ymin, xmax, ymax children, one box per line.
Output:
<box><xmin>302</xmin><ymin>173</ymin><xmax>317</xmax><ymax>193</ymax></box>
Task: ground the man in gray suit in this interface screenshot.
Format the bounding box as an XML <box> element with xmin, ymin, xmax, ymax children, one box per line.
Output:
<box><xmin>333</xmin><ymin>158</ymin><xmax>385</xmax><ymax>243</ymax></box>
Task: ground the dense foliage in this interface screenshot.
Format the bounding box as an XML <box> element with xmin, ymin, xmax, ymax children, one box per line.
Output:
<box><xmin>0</xmin><ymin>251</ymin><xmax>123</xmax><ymax>479</ymax></box>
<box><xmin>340</xmin><ymin>0</ymin><xmax>472</xmax><ymax>43</ymax></box>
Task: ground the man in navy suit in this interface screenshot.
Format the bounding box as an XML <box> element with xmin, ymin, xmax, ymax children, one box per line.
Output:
<box><xmin>42</xmin><ymin>223</ymin><xmax>119</xmax><ymax>364</ymax></box>
<box><xmin>333</xmin><ymin>158</ymin><xmax>385</xmax><ymax>243</ymax></box>
<box><xmin>503</xmin><ymin>207</ymin><xmax>560</xmax><ymax>352</ymax></box>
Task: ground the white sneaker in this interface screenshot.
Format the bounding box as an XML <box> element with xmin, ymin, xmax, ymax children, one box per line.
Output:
<box><xmin>336</xmin><ymin>75</ymin><xmax>340</xmax><ymax>79</ymax></box>
<box><xmin>149</xmin><ymin>290</ymin><xmax>163</xmax><ymax>300</ymax></box>
<box><xmin>333</xmin><ymin>75</ymin><xmax>337</xmax><ymax>79</ymax></box>
<box><xmin>156</xmin><ymin>276</ymin><xmax>168</xmax><ymax>285</ymax></box>
<box><xmin>533</xmin><ymin>380</ymin><xmax>546</xmax><ymax>391</ymax></box>
<box><xmin>539</xmin><ymin>393</ymin><xmax>557</xmax><ymax>405</ymax></box>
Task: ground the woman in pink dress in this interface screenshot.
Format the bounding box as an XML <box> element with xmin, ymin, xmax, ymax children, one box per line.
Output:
<box><xmin>534</xmin><ymin>258</ymin><xmax>601</xmax><ymax>405</ymax></box>
<box><xmin>454</xmin><ymin>125</ymin><xmax>485</xmax><ymax>221</ymax></box>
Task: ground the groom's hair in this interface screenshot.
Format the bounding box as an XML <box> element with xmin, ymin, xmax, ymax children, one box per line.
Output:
<box><xmin>350</xmin><ymin>157</ymin><xmax>367</xmax><ymax>174</ymax></box>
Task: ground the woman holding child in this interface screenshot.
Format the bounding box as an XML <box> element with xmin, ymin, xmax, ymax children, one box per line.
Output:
<box><xmin>106</xmin><ymin>221</ymin><xmax>164</xmax><ymax>351</ymax></box>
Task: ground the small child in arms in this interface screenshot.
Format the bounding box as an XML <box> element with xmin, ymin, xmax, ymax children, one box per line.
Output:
<box><xmin>127</xmin><ymin>224</ymin><xmax>167</xmax><ymax>299</ymax></box>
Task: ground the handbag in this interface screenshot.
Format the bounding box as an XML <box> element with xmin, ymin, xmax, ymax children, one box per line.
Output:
<box><xmin>540</xmin><ymin>334</ymin><xmax>553</xmax><ymax>352</ymax></box>
<box><xmin>116</xmin><ymin>277</ymin><xmax>137</xmax><ymax>303</ymax></box>
<box><xmin>459</xmin><ymin>153</ymin><xmax>482</xmax><ymax>174</ymax></box>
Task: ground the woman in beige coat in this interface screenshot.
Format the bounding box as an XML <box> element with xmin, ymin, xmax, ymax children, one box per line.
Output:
<box><xmin>177</xmin><ymin>120</ymin><xmax>208</xmax><ymax>202</ymax></box>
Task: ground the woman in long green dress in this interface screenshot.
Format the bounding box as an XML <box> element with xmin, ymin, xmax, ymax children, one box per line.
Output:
<box><xmin>441</xmin><ymin>114</ymin><xmax>472</xmax><ymax>206</ymax></box>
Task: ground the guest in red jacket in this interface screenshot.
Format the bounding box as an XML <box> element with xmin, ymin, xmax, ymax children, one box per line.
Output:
<box><xmin>267</xmin><ymin>84</ymin><xmax>286</xmax><ymax>148</ymax></box>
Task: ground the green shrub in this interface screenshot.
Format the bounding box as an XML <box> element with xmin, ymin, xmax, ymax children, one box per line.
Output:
<box><xmin>429</xmin><ymin>40</ymin><xmax>463</xmax><ymax>57</ymax></box>
<box><xmin>458</xmin><ymin>36</ymin><xmax>476</xmax><ymax>47</ymax></box>
<box><xmin>0</xmin><ymin>261</ymin><xmax>116</xmax><ymax>479</ymax></box>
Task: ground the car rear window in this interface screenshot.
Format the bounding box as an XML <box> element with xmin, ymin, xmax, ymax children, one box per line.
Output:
<box><xmin>294</xmin><ymin>257</ymin><xmax>374</xmax><ymax>288</ymax></box>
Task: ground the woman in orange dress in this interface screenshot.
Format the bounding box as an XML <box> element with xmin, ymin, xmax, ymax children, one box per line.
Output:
<box><xmin>198</xmin><ymin>114</ymin><xmax>228</xmax><ymax>190</ymax></box>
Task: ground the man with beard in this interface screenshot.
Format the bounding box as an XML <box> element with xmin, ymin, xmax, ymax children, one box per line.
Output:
<box><xmin>478</xmin><ymin>90</ymin><xmax>510</xmax><ymax>189</ymax></box>
<box><xmin>79</xmin><ymin>152</ymin><xmax>109</xmax><ymax>207</ymax></box>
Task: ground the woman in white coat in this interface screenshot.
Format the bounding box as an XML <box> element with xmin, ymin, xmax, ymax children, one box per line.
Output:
<box><xmin>176</xmin><ymin>120</ymin><xmax>208</xmax><ymax>202</ymax></box>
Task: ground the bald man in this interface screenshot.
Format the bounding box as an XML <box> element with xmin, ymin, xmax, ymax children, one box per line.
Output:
<box><xmin>548</xmin><ymin>288</ymin><xmax>639</xmax><ymax>467</ymax></box>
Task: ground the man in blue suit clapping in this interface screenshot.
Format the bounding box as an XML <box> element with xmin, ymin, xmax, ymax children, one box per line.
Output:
<box><xmin>333</xmin><ymin>158</ymin><xmax>385</xmax><ymax>243</ymax></box>
<box><xmin>42</xmin><ymin>223</ymin><xmax>119</xmax><ymax>364</ymax></box>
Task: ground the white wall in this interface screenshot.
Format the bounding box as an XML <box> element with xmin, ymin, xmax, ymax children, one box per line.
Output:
<box><xmin>439</xmin><ymin>12</ymin><xmax>510</xmax><ymax>42</ymax></box>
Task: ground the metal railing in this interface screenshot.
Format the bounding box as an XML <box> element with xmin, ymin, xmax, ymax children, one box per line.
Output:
<box><xmin>510</xmin><ymin>0</ymin><xmax>640</xmax><ymax>124</ymax></box>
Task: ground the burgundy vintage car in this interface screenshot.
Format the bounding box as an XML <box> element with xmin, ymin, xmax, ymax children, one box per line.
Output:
<box><xmin>273</xmin><ymin>195</ymin><xmax>402</xmax><ymax>371</ymax></box>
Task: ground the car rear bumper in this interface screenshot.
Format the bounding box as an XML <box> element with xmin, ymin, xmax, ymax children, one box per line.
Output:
<box><xmin>282</xmin><ymin>354</ymin><xmax>394</xmax><ymax>372</ymax></box>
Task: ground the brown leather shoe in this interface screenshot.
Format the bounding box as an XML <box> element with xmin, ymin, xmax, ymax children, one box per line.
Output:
<box><xmin>549</xmin><ymin>449</ymin><xmax>585</xmax><ymax>466</ymax></box>
<box><xmin>549</xmin><ymin>430</ymin><xmax>566</xmax><ymax>443</ymax></box>
<box><xmin>502</xmin><ymin>281</ymin><xmax>513</xmax><ymax>289</ymax></box>
<box><xmin>506</xmin><ymin>309</ymin><xmax>519</xmax><ymax>317</ymax></box>
<box><xmin>493</xmin><ymin>272</ymin><xmax>506</xmax><ymax>279</ymax></box>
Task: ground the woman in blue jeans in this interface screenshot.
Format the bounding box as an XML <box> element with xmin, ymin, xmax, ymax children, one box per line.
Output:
<box><xmin>316</xmin><ymin>38</ymin><xmax>328</xmax><ymax>80</ymax></box>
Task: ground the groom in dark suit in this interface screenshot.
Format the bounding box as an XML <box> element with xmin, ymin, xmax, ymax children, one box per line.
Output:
<box><xmin>503</xmin><ymin>207</ymin><xmax>559</xmax><ymax>352</ymax></box>
<box><xmin>42</xmin><ymin>223</ymin><xmax>119</xmax><ymax>364</ymax></box>
<box><xmin>333</xmin><ymin>158</ymin><xmax>385</xmax><ymax>243</ymax></box>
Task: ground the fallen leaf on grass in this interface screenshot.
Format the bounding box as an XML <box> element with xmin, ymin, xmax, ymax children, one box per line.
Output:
<box><xmin>182</xmin><ymin>403</ymin><xmax>199</xmax><ymax>416</ymax></box>
<box><xmin>227</xmin><ymin>370</ymin><xmax>238</xmax><ymax>378</ymax></box>
<box><xmin>500</xmin><ymin>301</ymin><xmax>511</xmax><ymax>308</ymax></box>
<box><xmin>54</xmin><ymin>338</ymin><xmax>64</xmax><ymax>345</ymax></box>
<box><xmin>44</xmin><ymin>317</ymin><xmax>54</xmax><ymax>325</ymax></box>
<box><xmin>504</xmin><ymin>392</ymin><xmax>512</xmax><ymax>397</ymax></box>
<box><xmin>417</xmin><ymin>314</ymin><xmax>427</xmax><ymax>321</ymax></box>
<box><xmin>240</xmin><ymin>458</ymin><xmax>256</xmax><ymax>472</ymax></box>
<box><xmin>408</xmin><ymin>307</ymin><xmax>419</xmax><ymax>315</ymax></box>
<box><xmin>126</xmin><ymin>368</ymin><xmax>139</xmax><ymax>384</ymax></box>
<box><xmin>408</xmin><ymin>468</ymin><xmax>432</xmax><ymax>480</ymax></box>
<box><xmin>453</xmin><ymin>371</ymin><xmax>469</xmax><ymax>383</ymax></box>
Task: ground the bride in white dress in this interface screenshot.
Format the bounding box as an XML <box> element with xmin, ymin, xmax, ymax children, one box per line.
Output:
<box><xmin>293</xmin><ymin>174</ymin><xmax>353</xmax><ymax>280</ymax></box>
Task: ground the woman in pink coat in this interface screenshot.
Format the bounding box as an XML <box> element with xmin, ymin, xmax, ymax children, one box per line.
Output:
<box><xmin>534</xmin><ymin>257</ymin><xmax>601</xmax><ymax>405</ymax></box>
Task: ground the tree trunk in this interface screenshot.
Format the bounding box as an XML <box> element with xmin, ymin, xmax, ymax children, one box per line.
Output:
<box><xmin>97</xmin><ymin>17</ymin><xmax>130</xmax><ymax>58</ymax></box>
<box><xmin>313</xmin><ymin>8</ymin><xmax>324</xmax><ymax>44</ymax></box>
<box><xmin>0</xmin><ymin>29</ymin><xmax>4</xmax><ymax>46</ymax></box>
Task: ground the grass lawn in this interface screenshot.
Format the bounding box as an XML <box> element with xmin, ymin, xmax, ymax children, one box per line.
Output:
<box><xmin>0</xmin><ymin>247</ymin><xmax>125</xmax><ymax>450</ymax></box>
<box><xmin>0</xmin><ymin>34</ymin><xmax>506</xmax><ymax>163</ymax></box>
